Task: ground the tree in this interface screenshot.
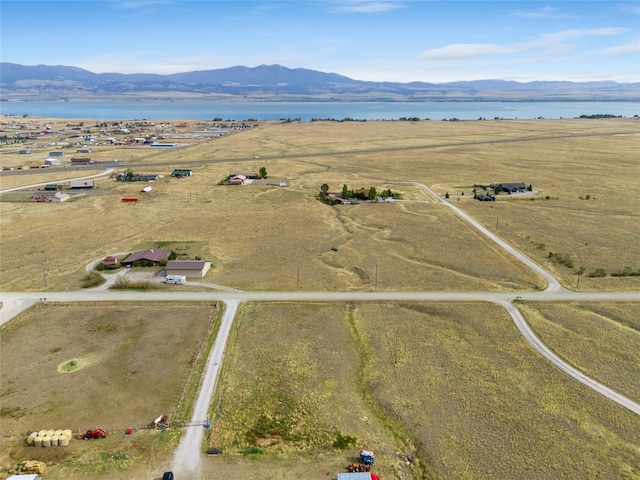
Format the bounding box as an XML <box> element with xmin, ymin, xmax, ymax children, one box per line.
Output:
<box><xmin>321</xmin><ymin>183</ymin><xmax>329</xmax><ymax>194</ymax></box>
<box><xmin>342</xmin><ymin>184</ymin><xmax>350</xmax><ymax>199</ymax></box>
<box><xmin>368</xmin><ymin>186</ymin><xmax>377</xmax><ymax>201</ymax></box>
<box><xmin>445</xmin><ymin>192</ymin><xmax>449</xmax><ymax>199</ymax></box>
<box><xmin>259</xmin><ymin>166</ymin><xmax>267</xmax><ymax>179</ymax></box>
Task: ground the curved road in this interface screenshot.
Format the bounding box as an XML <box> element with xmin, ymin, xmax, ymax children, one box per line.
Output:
<box><xmin>2</xmin><ymin>140</ymin><xmax>639</xmax><ymax>475</ymax></box>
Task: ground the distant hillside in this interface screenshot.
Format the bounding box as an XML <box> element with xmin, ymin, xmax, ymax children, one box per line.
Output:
<box><xmin>1</xmin><ymin>63</ymin><xmax>638</xmax><ymax>101</ymax></box>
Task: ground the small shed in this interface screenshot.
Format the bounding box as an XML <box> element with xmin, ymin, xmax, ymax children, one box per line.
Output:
<box><xmin>165</xmin><ymin>260</ymin><xmax>211</xmax><ymax>278</ymax></box>
<box><xmin>44</xmin><ymin>184</ymin><xmax>59</xmax><ymax>191</ymax></box>
<box><xmin>76</xmin><ymin>147</ymin><xmax>92</xmax><ymax>153</ymax></box>
<box><xmin>337</xmin><ymin>474</ymin><xmax>380</xmax><ymax>480</ymax></box>
<box><xmin>48</xmin><ymin>151</ymin><xmax>65</xmax><ymax>157</ymax></box>
<box><xmin>18</xmin><ymin>149</ymin><xmax>31</xmax><ymax>154</ymax></box>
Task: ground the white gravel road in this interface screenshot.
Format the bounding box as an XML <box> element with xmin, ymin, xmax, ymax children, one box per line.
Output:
<box><xmin>170</xmin><ymin>300</ymin><xmax>239</xmax><ymax>478</ymax></box>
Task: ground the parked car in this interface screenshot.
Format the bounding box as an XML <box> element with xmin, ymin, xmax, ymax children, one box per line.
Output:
<box><xmin>162</xmin><ymin>472</ymin><xmax>174</xmax><ymax>480</ymax></box>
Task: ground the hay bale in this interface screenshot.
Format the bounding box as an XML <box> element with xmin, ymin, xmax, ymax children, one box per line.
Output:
<box><xmin>34</xmin><ymin>436</ymin><xmax>43</xmax><ymax>447</ymax></box>
<box><xmin>58</xmin><ymin>435</ymin><xmax>69</xmax><ymax>446</ymax></box>
<box><xmin>38</xmin><ymin>430</ymin><xmax>48</xmax><ymax>437</ymax></box>
<box><xmin>18</xmin><ymin>460</ymin><xmax>46</xmax><ymax>474</ymax></box>
<box><xmin>51</xmin><ymin>433</ymin><xmax>60</xmax><ymax>446</ymax></box>
<box><xmin>47</xmin><ymin>429</ymin><xmax>55</xmax><ymax>436</ymax></box>
<box><xmin>63</xmin><ymin>429</ymin><xmax>72</xmax><ymax>439</ymax></box>
<box><xmin>26</xmin><ymin>432</ymin><xmax>38</xmax><ymax>445</ymax></box>
<box><xmin>41</xmin><ymin>435</ymin><xmax>51</xmax><ymax>447</ymax></box>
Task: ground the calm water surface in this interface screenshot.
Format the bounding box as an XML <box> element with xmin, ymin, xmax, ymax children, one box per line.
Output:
<box><xmin>1</xmin><ymin>101</ymin><xmax>638</xmax><ymax>121</ymax></box>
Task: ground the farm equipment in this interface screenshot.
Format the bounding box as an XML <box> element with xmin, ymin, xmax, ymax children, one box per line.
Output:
<box><xmin>360</xmin><ymin>449</ymin><xmax>375</xmax><ymax>465</ymax></box>
<box><xmin>348</xmin><ymin>463</ymin><xmax>371</xmax><ymax>472</ymax></box>
<box><xmin>77</xmin><ymin>429</ymin><xmax>108</xmax><ymax>440</ymax></box>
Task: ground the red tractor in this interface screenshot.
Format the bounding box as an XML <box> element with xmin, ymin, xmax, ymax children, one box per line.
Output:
<box><xmin>79</xmin><ymin>429</ymin><xmax>108</xmax><ymax>440</ymax></box>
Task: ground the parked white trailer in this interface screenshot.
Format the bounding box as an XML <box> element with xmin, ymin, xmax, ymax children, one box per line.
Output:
<box><xmin>165</xmin><ymin>275</ymin><xmax>187</xmax><ymax>285</ymax></box>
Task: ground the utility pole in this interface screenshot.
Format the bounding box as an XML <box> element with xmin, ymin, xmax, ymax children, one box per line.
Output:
<box><xmin>496</xmin><ymin>216</ymin><xmax>499</xmax><ymax>231</ymax></box>
<box><xmin>375</xmin><ymin>264</ymin><xmax>378</xmax><ymax>290</ymax></box>
<box><xmin>43</xmin><ymin>267</ymin><xmax>47</xmax><ymax>287</ymax></box>
<box><xmin>296</xmin><ymin>265</ymin><xmax>300</xmax><ymax>289</ymax></box>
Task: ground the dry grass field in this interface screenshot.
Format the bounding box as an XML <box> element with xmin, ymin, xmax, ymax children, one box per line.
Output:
<box><xmin>205</xmin><ymin>301</ymin><xmax>640</xmax><ymax>479</ymax></box>
<box><xmin>0</xmin><ymin>302</ymin><xmax>219</xmax><ymax>478</ymax></box>
<box><xmin>1</xmin><ymin>117</ymin><xmax>638</xmax><ymax>292</ymax></box>
<box><xmin>521</xmin><ymin>302</ymin><xmax>640</xmax><ymax>402</ymax></box>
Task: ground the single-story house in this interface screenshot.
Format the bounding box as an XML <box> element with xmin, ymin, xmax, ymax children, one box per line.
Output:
<box><xmin>70</xmin><ymin>180</ymin><xmax>94</xmax><ymax>189</ymax></box>
<box><xmin>76</xmin><ymin>147</ymin><xmax>92</xmax><ymax>153</ymax></box>
<box><xmin>230</xmin><ymin>172</ymin><xmax>260</xmax><ymax>179</ymax></box>
<box><xmin>70</xmin><ymin>157</ymin><xmax>93</xmax><ymax>165</ymax></box>
<box><xmin>48</xmin><ymin>151</ymin><xmax>65</xmax><ymax>157</ymax></box>
<box><xmin>122</xmin><ymin>248</ymin><xmax>171</xmax><ymax>266</ymax></box>
<box><xmin>490</xmin><ymin>182</ymin><xmax>527</xmax><ymax>194</ymax></box>
<box><xmin>229</xmin><ymin>175</ymin><xmax>247</xmax><ymax>184</ymax></box>
<box><xmin>165</xmin><ymin>260</ymin><xmax>211</xmax><ymax>278</ymax></box>
<box><xmin>150</xmin><ymin>142</ymin><xmax>178</xmax><ymax>148</ymax></box>
<box><xmin>32</xmin><ymin>191</ymin><xmax>70</xmax><ymax>202</ymax></box>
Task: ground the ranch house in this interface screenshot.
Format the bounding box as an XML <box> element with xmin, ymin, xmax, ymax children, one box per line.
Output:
<box><xmin>121</xmin><ymin>248</ymin><xmax>171</xmax><ymax>266</ymax></box>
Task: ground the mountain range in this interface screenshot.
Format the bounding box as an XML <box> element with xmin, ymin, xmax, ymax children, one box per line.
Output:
<box><xmin>1</xmin><ymin>63</ymin><xmax>638</xmax><ymax>101</ymax></box>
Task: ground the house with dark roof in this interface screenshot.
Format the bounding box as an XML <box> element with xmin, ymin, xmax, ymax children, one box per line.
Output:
<box><xmin>122</xmin><ymin>248</ymin><xmax>171</xmax><ymax>266</ymax></box>
<box><xmin>497</xmin><ymin>182</ymin><xmax>527</xmax><ymax>193</ymax></box>
<box><xmin>165</xmin><ymin>260</ymin><xmax>211</xmax><ymax>278</ymax></box>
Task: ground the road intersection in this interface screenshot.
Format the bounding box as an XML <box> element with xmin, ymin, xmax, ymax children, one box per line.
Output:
<box><xmin>1</xmin><ymin>169</ymin><xmax>638</xmax><ymax>478</ymax></box>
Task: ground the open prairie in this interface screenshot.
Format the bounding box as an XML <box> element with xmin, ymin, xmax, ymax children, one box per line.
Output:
<box><xmin>521</xmin><ymin>302</ymin><xmax>640</xmax><ymax>402</ymax></box>
<box><xmin>0</xmin><ymin>302</ymin><xmax>219</xmax><ymax>477</ymax></box>
<box><xmin>2</xmin><ymin>118</ymin><xmax>637</xmax><ymax>291</ymax></box>
<box><xmin>205</xmin><ymin>301</ymin><xmax>640</xmax><ymax>479</ymax></box>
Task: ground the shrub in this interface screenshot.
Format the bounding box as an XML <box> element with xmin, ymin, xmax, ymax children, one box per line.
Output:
<box><xmin>333</xmin><ymin>432</ymin><xmax>357</xmax><ymax>449</ymax></box>
<box><xmin>589</xmin><ymin>268</ymin><xmax>607</xmax><ymax>278</ymax></box>
<box><xmin>81</xmin><ymin>272</ymin><xmax>105</xmax><ymax>288</ymax></box>
<box><xmin>111</xmin><ymin>277</ymin><xmax>159</xmax><ymax>290</ymax></box>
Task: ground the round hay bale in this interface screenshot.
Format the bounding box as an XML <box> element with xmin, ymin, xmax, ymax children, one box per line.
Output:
<box><xmin>54</xmin><ymin>429</ymin><xmax>63</xmax><ymax>436</ymax></box>
<box><xmin>38</xmin><ymin>430</ymin><xmax>48</xmax><ymax>437</ymax></box>
<box><xmin>58</xmin><ymin>435</ymin><xmax>69</xmax><ymax>447</ymax></box>
<box><xmin>63</xmin><ymin>429</ymin><xmax>72</xmax><ymax>439</ymax></box>
<box><xmin>47</xmin><ymin>429</ymin><xmax>55</xmax><ymax>436</ymax></box>
<box><xmin>51</xmin><ymin>433</ymin><xmax>60</xmax><ymax>446</ymax></box>
<box><xmin>27</xmin><ymin>432</ymin><xmax>38</xmax><ymax>445</ymax></box>
<box><xmin>41</xmin><ymin>435</ymin><xmax>51</xmax><ymax>447</ymax></box>
<box><xmin>34</xmin><ymin>436</ymin><xmax>43</xmax><ymax>447</ymax></box>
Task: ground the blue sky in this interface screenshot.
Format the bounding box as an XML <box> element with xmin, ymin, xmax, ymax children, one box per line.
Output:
<box><xmin>1</xmin><ymin>0</ymin><xmax>639</xmax><ymax>83</ymax></box>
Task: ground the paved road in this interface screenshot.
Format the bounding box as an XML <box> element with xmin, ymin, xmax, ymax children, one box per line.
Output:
<box><xmin>0</xmin><ymin>168</ymin><xmax>115</xmax><ymax>194</ymax></box>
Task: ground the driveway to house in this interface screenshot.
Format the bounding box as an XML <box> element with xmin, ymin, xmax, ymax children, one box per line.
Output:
<box><xmin>0</xmin><ymin>168</ymin><xmax>115</xmax><ymax>194</ymax></box>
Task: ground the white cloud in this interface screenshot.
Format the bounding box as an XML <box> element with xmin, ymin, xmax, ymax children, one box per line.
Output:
<box><xmin>419</xmin><ymin>43</ymin><xmax>516</xmax><ymax>60</ymax></box>
<box><xmin>328</xmin><ymin>0</ymin><xmax>406</xmax><ymax>13</ymax></box>
<box><xmin>419</xmin><ymin>28</ymin><xmax>630</xmax><ymax>61</ymax></box>
<box><xmin>78</xmin><ymin>53</ymin><xmax>230</xmax><ymax>74</ymax></box>
<box><xmin>596</xmin><ymin>40</ymin><xmax>640</xmax><ymax>55</ymax></box>
<box><xmin>506</xmin><ymin>6</ymin><xmax>563</xmax><ymax>18</ymax></box>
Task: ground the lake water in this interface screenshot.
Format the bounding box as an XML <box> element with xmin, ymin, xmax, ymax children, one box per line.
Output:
<box><xmin>0</xmin><ymin>100</ymin><xmax>638</xmax><ymax>121</ymax></box>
